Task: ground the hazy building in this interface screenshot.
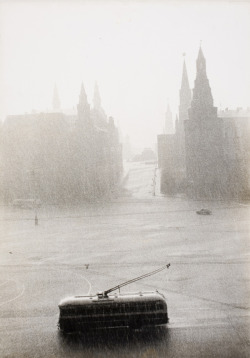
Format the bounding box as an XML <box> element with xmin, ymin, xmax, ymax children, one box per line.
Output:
<box><xmin>157</xmin><ymin>134</ymin><xmax>176</xmax><ymax>193</ymax></box>
<box><xmin>0</xmin><ymin>84</ymin><xmax>123</xmax><ymax>204</ymax></box>
<box><xmin>184</xmin><ymin>47</ymin><xmax>224</xmax><ymax>198</ymax></box>
<box><xmin>1</xmin><ymin>112</ymin><xmax>70</xmax><ymax>203</ymax></box>
<box><xmin>158</xmin><ymin>58</ymin><xmax>191</xmax><ymax>194</ymax></box>
<box><xmin>77</xmin><ymin>83</ymin><xmax>92</xmax><ymax>131</ymax></box>
<box><xmin>175</xmin><ymin>59</ymin><xmax>192</xmax><ymax>176</ymax></box>
<box><xmin>185</xmin><ymin>47</ymin><xmax>249</xmax><ymax>199</ymax></box>
<box><xmin>158</xmin><ymin>47</ymin><xmax>249</xmax><ymax>199</ymax></box>
<box><xmin>219</xmin><ymin>108</ymin><xmax>250</xmax><ymax>198</ymax></box>
<box><xmin>91</xmin><ymin>82</ymin><xmax>108</xmax><ymax>130</ymax></box>
<box><xmin>122</xmin><ymin>134</ymin><xmax>133</xmax><ymax>161</ymax></box>
<box><xmin>132</xmin><ymin>147</ymin><xmax>156</xmax><ymax>162</ymax></box>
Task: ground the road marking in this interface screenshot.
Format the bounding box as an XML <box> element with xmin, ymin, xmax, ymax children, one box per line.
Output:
<box><xmin>0</xmin><ymin>280</ymin><xmax>13</xmax><ymax>288</ymax></box>
<box><xmin>0</xmin><ymin>283</ymin><xmax>25</xmax><ymax>307</ymax></box>
<box><xmin>36</xmin><ymin>250</ymin><xmax>92</xmax><ymax>294</ymax></box>
<box><xmin>58</xmin><ymin>267</ymin><xmax>92</xmax><ymax>295</ymax></box>
<box><xmin>36</xmin><ymin>253</ymin><xmax>93</xmax><ymax>296</ymax></box>
<box><xmin>50</xmin><ymin>266</ymin><xmax>92</xmax><ymax>317</ymax></box>
<box><xmin>0</xmin><ymin>255</ymin><xmax>92</xmax><ymax>309</ymax></box>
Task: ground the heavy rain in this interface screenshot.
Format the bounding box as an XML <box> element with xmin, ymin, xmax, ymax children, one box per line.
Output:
<box><xmin>0</xmin><ymin>1</ymin><xmax>249</xmax><ymax>358</ymax></box>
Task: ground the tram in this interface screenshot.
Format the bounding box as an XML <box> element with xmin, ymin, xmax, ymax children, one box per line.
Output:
<box><xmin>58</xmin><ymin>264</ymin><xmax>170</xmax><ymax>333</ymax></box>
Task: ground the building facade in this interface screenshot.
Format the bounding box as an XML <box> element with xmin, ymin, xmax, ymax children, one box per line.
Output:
<box><xmin>158</xmin><ymin>48</ymin><xmax>250</xmax><ymax>200</ymax></box>
<box><xmin>158</xmin><ymin>58</ymin><xmax>191</xmax><ymax>194</ymax></box>
<box><xmin>0</xmin><ymin>84</ymin><xmax>123</xmax><ymax>204</ymax></box>
<box><xmin>184</xmin><ymin>47</ymin><xmax>227</xmax><ymax>198</ymax></box>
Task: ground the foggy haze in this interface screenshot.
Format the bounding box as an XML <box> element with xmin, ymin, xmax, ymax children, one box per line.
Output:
<box><xmin>0</xmin><ymin>2</ymin><xmax>250</xmax><ymax>357</ymax></box>
<box><xmin>0</xmin><ymin>0</ymin><xmax>250</xmax><ymax>149</ymax></box>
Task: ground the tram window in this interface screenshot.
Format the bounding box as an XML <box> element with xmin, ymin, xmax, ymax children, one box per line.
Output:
<box><xmin>115</xmin><ymin>305</ymin><xmax>121</xmax><ymax>313</ymax></box>
<box><xmin>156</xmin><ymin>302</ymin><xmax>164</xmax><ymax>310</ymax></box>
<box><xmin>86</xmin><ymin>305</ymin><xmax>95</xmax><ymax>314</ymax></box>
<box><xmin>92</xmin><ymin>306</ymin><xmax>97</xmax><ymax>314</ymax></box>
<box><xmin>109</xmin><ymin>305</ymin><xmax>114</xmax><ymax>313</ymax></box>
<box><xmin>95</xmin><ymin>306</ymin><xmax>103</xmax><ymax>315</ymax></box>
<box><xmin>113</xmin><ymin>304</ymin><xmax>119</xmax><ymax>313</ymax></box>
<box><xmin>104</xmin><ymin>305</ymin><xmax>112</xmax><ymax>314</ymax></box>
<box><xmin>101</xmin><ymin>306</ymin><xmax>106</xmax><ymax>314</ymax></box>
<box><xmin>85</xmin><ymin>306</ymin><xmax>91</xmax><ymax>314</ymax></box>
<box><xmin>78</xmin><ymin>308</ymin><xmax>84</xmax><ymax>315</ymax></box>
<box><xmin>150</xmin><ymin>303</ymin><xmax>155</xmax><ymax>311</ymax></box>
<box><xmin>101</xmin><ymin>306</ymin><xmax>105</xmax><ymax>314</ymax></box>
<box><xmin>135</xmin><ymin>303</ymin><xmax>140</xmax><ymax>311</ymax></box>
<box><xmin>67</xmin><ymin>308</ymin><xmax>76</xmax><ymax>315</ymax></box>
<box><xmin>129</xmin><ymin>304</ymin><xmax>136</xmax><ymax>312</ymax></box>
<box><xmin>140</xmin><ymin>303</ymin><xmax>146</xmax><ymax>312</ymax></box>
<box><xmin>110</xmin><ymin>304</ymin><xmax>115</xmax><ymax>313</ymax></box>
<box><xmin>112</xmin><ymin>305</ymin><xmax>116</xmax><ymax>313</ymax></box>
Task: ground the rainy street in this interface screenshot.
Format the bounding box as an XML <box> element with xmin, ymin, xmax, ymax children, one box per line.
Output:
<box><xmin>0</xmin><ymin>162</ymin><xmax>249</xmax><ymax>358</ymax></box>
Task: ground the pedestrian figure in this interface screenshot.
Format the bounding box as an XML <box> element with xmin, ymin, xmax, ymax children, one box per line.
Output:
<box><xmin>35</xmin><ymin>214</ymin><xmax>38</xmax><ymax>226</ymax></box>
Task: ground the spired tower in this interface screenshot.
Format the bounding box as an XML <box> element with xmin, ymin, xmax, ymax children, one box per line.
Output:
<box><xmin>77</xmin><ymin>83</ymin><xmax>92</xmax><ymax>131</ymax></box>
<box><xmin>179</xmin><ymin>59</ymin><xmax>192</xmax><ymax>124</ymax></box>
<box><xmin>158</xmin><ymin>58</ymin><xmax>191</xmax><ymax>194</ymax></box>
<box><xmin>184</xmin><ymin>47</ymin><xmax>227</xmax><ymax>198</ymax></box>
<box><xmin>189</xmin><ymin>47</ymin><xmax>217</xmax><ymax>121</ymax></box>
<box><xmin>175</xmin><ymin>58</ymin><xmax>192</xmax><ymax>176</ymax></box>
<box><xmin>92</xmin><ymin>82</ymin><xmax>107</xmax><ymax>129</ymax></box>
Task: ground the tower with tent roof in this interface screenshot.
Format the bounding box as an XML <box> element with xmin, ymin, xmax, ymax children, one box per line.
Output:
<box><xmin>184</xmin><ymin>46</ymin><xmax>226</xmax><ymax>198</ymax></box>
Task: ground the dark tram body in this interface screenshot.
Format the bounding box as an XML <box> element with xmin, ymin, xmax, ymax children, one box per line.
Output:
<box><xmin>58</xmin><ymin>291</ymin><xmax>168</xmax><ymax>333</ymax></box>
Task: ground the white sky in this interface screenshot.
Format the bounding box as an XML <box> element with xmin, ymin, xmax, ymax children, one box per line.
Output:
<box><xmin>0</xmin><ymin>0</ymin><xmax>250</xmax><ymax>150</ymax></box>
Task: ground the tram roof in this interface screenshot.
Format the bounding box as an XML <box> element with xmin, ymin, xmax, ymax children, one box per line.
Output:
<box><xmin>59</xmin><ymin>291</ymin><xmax>165</xmax><ymax>307</ymax></box>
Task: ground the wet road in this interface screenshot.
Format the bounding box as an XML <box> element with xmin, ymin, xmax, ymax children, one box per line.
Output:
<box><xmin>0</xmin><ymin>162</ymin><xmax>249</xmax><ymax>357</ymax></box>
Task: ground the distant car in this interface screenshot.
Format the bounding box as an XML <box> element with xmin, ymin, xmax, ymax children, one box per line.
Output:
<box><xmin>196</xmin><ymin>209</ymin><xmax>212</xmax><ymax>215</ymax></box>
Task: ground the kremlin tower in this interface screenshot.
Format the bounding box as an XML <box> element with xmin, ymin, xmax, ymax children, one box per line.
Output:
<box><xmin>184</xmin><ymin>47</ymin><xmax>226</xmax><ymax>198</ymax></box>
<box><xmin>175</xmin><ymin>57</ymin><xmax>192</xmax><ymax>179</ymax></box>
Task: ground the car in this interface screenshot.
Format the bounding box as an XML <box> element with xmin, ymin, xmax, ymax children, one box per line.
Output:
<box><xmin>196</xmin><ymin>209</ymin><xmax>212</xmax><ymax>215</ymax></box>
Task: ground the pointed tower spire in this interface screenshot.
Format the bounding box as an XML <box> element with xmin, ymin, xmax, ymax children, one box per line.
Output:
<box><xmin>179</xmin><ymin>56</ymin><xmax>192</xmax><ymax>123</ymax></box>
<box><xmin>92</xmin><ymin>82</ymin><xmax>107</xmax><ymax>128</ymax></box>
<box><xmin>184</xmin><ymin>46</ymin><xmax>225</xmax><ymax>200</ymax></box>
<box><xmin>181</xmin><ymin>60</ymin><xmax>190</xmax><ymax>91</ymax></box>
<box><xmin>190</xmin><ymin>46</ymin><xmax>216</xmax><ymax>118</ymax></box>
<box><xmin>52</xmin><ymin>84</ymin><xmax>61</xmax><ymax>111</ymax></box>
<box><xmin>197</xmin><ymin>45</ymin><xmax>206</xmax><ymax>72</ymax></box>
<box><xmin>93</xmin><ymin>82</ymin><xmax>101</xmax><ymax>110</ymax></box>
<box><xmin>176</xmin><ymin>56</ymin><xmax>192</xmax><ymax>172</ymax></box>
<box><xmin>77</xmin><ymin>82</ymin><xmax>92</xmax><ymax>130</ymax></box>
<box><xmin>79</xmin><ymin>82</ymin><xmax>88</xmax><ymax>105</ymax></box>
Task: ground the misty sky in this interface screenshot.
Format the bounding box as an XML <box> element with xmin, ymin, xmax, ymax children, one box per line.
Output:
<box><xmin>0</xmin><ymin>0</ymin><xmax>250</xmax><ymax>150</ymax></box>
